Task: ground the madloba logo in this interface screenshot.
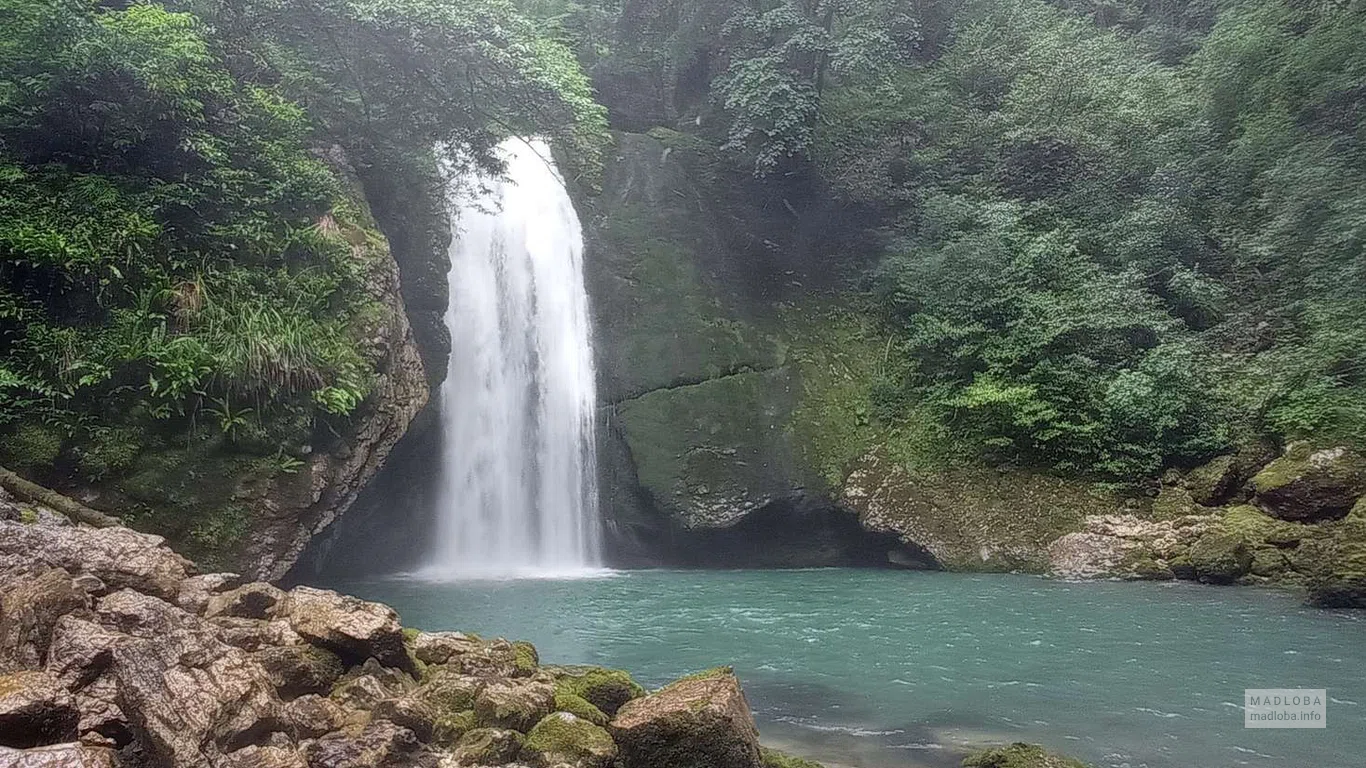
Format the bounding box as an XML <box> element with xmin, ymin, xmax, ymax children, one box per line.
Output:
<box><xmin>1244</xmin><ymin>688</ymin><xmax>1327</xmax><ymax>729</ymax></box>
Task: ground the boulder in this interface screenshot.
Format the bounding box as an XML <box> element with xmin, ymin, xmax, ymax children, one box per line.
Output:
<box><xmin>93</xmin><ymin>590</ymin><xmax>199</xmax><ymax>639</ymax></box>
<box><xmin>1182</xmin><ymin>455</ymin><xmax>1242</xmax><ymax>506</ymax></box>
<box><xmin>44</xmin><ymin>615</ymin><xmax>123</xmax><ymax>691</ymax></box>
<box><xmin>448</xmin><ymin>728</ymin><xmax>524</xmax><ymax>766</ymax></box>
<box><xmin>0</xmin><ymin>743</ymin><xmax>118</xmax><ymax>767</ymax></box>
<box><xmin>521</xmin><ymin>712</ymin><xmax>617</xmax><ymax>768</ymax></box>
<box><xmin>0</xmin><ymin>521</ymin><xmax>192</xmax><ymax>600</ymax></box>
<box><xmin>412</xmin><ymin>669</ymin><xmax>484</xmax><ymax>714</ymax></box>
<box><xmin>372</xmin><ymin>695</ymin><xmax>437</xmax><ymax>741</ymax></box>
<box><xmin>1252</xmin><ymin>444</ymin><xmax>1366</xmax><ymax>522</ymax></box>
<box><xmin>68</xmin><ymin>676</ymin><xmax>126</xmax><ymax>748</ymax></box>
<box><xmin>283</xmin><ymin>695</ymin><xmax>346</xmax><ymax>739</ymax></box>
<box><xmin>0</xmin><ymin>672</ymin><xmax>79</xmax><ymax>748</ymax></box>
<box><xmin>211</xmin><ymin>618</ymin><xmax>303</xmax><ymax>652</ymax></box>
<box><xmin>544</xmin><ymin>666</ymin><xmax>644</xmax><ymax>716</ymax></box>
<box><xmin>411</xmin><ymin>632</ymin><xmax>482</xmax><ymax>666</ymax></box>
<box><xmin>207</xmin><ymin>583</ymin><xmax>287</xmax><ymax>621</ymax></box>
<box><xmin>473</xmin><ymin>679</ymin><xmax>555</xmax><ymax>732</ymax></box>
<box><xmin>608</xmin><ymin>668</ymin><xmax>761</xmax><ymax>768</ymax></box>
<box><xmin>0</xmin><ymin>569</ymin><xmax>90</xmax><ymax>672</ymax></box>
<box><xmin>440</xmin><ymin>638</ymin><xmax>524</xmax><ymax>679</ymax></box>
<box><xmin>1189</xmin><ymin>532</ymin><xmax>1253</xmax><ymax>584</ymax></box>
<box><xmin>283</xmin><ymin>587</ymin><xmax>410</xmax><ymax>670</ymax></box>
<box><xmin>176</xmin><ymin>573</ymin><xmax>244</xmax><ymax>615</ymax></box>
<box><xmin>302</xmin><ymin>721</ymin><xmax>421</xmax><ymax>768</ymax></box>
<box><xmin>254</xmin><ymin>645</ymin><xmax>345</xmax><ymax>699</ymax></box>
<box><xmin>110</xmin><ymin>628</ymin><xmax>288</xmax><ymax>765</ymax></box>
<box><xmin>330</xmin><ymin>659</ymin><xmax>416</xmax><ymax>711</ymax></box>
<box><xmin>1303</xmin><ymin>520</ymin><xmax>1366</xmax><ymax>608</ymax></box>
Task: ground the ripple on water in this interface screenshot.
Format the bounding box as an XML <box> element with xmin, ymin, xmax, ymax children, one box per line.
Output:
<box><xmin>328</xmin><ymin>569</ymin><xmax>1366</xmax><ymax>768</ymax></box>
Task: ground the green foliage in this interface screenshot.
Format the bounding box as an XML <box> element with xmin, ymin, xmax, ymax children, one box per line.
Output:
<box><xmin>0</xmin><ymin>0</ymin><xmax>610</xmax><ymax>556</ymax></box>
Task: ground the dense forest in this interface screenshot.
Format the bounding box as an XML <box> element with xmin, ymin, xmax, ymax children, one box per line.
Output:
<box><xmin>536</xmin><ymin>0</ymin><xmax>1365</xmax><ymax>485</ymax></box>
<box><xmin>1</xmin><ymin>0</ymin><xmax>1363</xmax><ymax>543</ymax></box>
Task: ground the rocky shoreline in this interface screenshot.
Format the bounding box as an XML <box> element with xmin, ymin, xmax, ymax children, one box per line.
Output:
<box><xmin>0</xmin><ymin>505</ymin><xmax>1091</xmax><ymax>768</ymax></box>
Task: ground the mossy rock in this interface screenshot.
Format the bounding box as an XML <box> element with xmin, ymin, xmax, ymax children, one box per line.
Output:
<box><xmin>1119</xmin><ymin>553</ymin><xmax>1173</xmax><ymax>581</ymax></box>
<box><xmin>474</xmin><ymin>679</ymin><xmax>555</xmax><ymax>732</ymax></box>
<box><xmin>1219</xmin><ymin>505</ymin><xmax>1306</xmax><ymax>548</ymax></box>
<box><xmin>512</xmin><ymin>640</ymin><xmax>539</xmax><ymax>675</ymax></box>
<box><xmin>451</xmin><ymin>727</ymin><xmax>525</xmax><ymax>765</ymax></box>
<box><xmin>1150</xmin><ymin>485</ymin><xmax>1204</xmax><ymax>521</ymax></box>
<box><xmin>2</xmin><ymin>423</ymin><xmax>64</xmax><ymax>469</ymax></box>
<box><xmin>522</xmin><ymin>712</ymin><xmax>618</xmax><ymax>768</ymax></box>
<box><xmin>1168</xmin><ymin>554</ymin><xmax>1197</xmax><ymax>580</ymax></box>
<box><xmin>962</xmin><ymin>742</ymin><xmax>1090</xmax><ymax>768</ymax></box>
<box><xmin>1188</xmin><ymin>531</ymin><xmax>1252</xmax><ymax>584</ymax></box>
<box><xmin>1252</xmin><ymin>444</ymin><xmax>1366</xmax><ymax>522</ymax></box>
<box><xmin>1249</xmin><ymin>546</ymin><xmax>1292</xmax><ymax>578</ymax></box>
<box><xmin>553</xmin><ymin>685</ymin><xmax>610</xmax><ymax>726</ymax></box>
<box><xmin>432</xmin><ymin>709</ymin><xmax>479</xmax><ymax>748</ymax></box>
<box><xmin>761</xmin><ymin>746</ymin><xmax>825</xmax><ymax>768</ymax></box>
<box><xmin>548</xmin><ymin>665</ymin><xmax>646</xmax><ymax>716</ymax></box>
<box><xmin>1303</xmin><ymin>519</ymin><xmax>1366</xmax><ymax>608</ymax></box>
<box><xmin>1182</xmin><ymin>454</ymin><xmax>1241</xmax><ymax>506</ymax></box>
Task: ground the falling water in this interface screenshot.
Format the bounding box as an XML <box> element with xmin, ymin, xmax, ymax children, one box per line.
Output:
<box><xmin>424</xmin><ymin>138</ymin><xmax>602</xmax><ymax>578</ymax></box>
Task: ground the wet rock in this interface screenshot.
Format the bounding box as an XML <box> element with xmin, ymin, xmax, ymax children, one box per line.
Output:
<box><xmin>176</xmin><ymin>573</ymin><xmax>244</xmax><ymax>615</ymax></box>
<box><xmin>283</xmin><ymin>587</ymin><xmax>410</xmax><ymax>670</ymax></box>
<box><xmin>448</xmin><ymin>728</ymin><xmax>524</xmax><ymax>766</ymax></box>
<box><xmin>1189</xmin><ymin>532</ymin><xmax>1253</xmax><ymax>584</ymax></box>
<box><xmin>110</xmin><ymin>628</ymin><xmax>288</xmax><ymax>765</ymax></box>
<box><xmin>0</xmin><ymin>671</ymin><xmax>79</xmax><ymax>748</ymax></box>
<box><xmin>0</xmin><ymin>521</ymin><xmax>192</xmax><ymax>601</ymax></box>
<box><xmin>0</xmin><ymin>569</ymin><xmax>90</xmax><ymax>672</ymax></box>
<box><xmin>0</xmin><ymin>742</ymin><xmax>118</xmax><ymax>767</ymax></box>
<box><xmin>473</xmin><ymin>679</ymin><xmax>555</xmax><ymax>732</ymax></box>
<box><xmin>1252</xmin><ymin>444</ymin><xmax>1366</xmax><ymax>522</ymax></box>
<box><xmin>283</xmin><ymin>695</ymin><xmax>346</xmax><ymax>739</ymax></box>
<box><xmin>609</xmin><ymin>668</ymin><xmax>761</xmax><ymax>768</ymax></box>
<box><xmin>302</xmin><ymin>720</ymin><xmax>420</xmax><ymax>768</ymax></box>
<box><xmin>206</xmin><ymin>583</ymin><xmax>286</xmax><ymax>620</ymax></box>
<box><xmin>521</xmin><ymin>712</ymin><xmax>616</xmax><ymax>768</ymax></box>
<box><xmin>544</xmin><ymin>666</ymin><xmax>644</xmax><ymax>716</ymax></box>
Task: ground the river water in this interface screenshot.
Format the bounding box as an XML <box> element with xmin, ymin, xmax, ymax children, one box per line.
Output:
<box><xmin>333</xmin><ymin>570</ymin><xmax>1365</xmax><ymax>768</ymax></box>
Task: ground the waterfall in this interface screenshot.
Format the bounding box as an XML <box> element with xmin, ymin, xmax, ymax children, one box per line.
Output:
<box><xmin>423</xmin><ymin>138</ymin><xmax>602</xmax><ymax>578</ymax></box>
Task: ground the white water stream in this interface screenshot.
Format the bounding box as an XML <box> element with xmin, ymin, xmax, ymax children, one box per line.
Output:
<box><xmin>423</xmin><ymin>138</ymin><xmax>602</xmax><ymax>578</ymax></box>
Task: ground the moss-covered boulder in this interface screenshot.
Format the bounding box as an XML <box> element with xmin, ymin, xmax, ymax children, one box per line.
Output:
<box><xmin>962</xmin><ymin>742</ymin><xmax>1089</xmax><ymax>768</ymax></box>
<box><xmin>449</xmin><ymin>727</ymin><xmax>525</xmax><ymax>765</ymax></box>
<box><xmin>1182</xmin><ymin>454</ymin><xmax>1243</xmax><ymax>506</ymax></box>
<box><xmin>432</xmin><ymin>709</ymin><xmax>479</xmax><ymax>748</ymax></box>
<box><xmin>1252</xmin><ymin>444</ymin><xmax>1366</xmax><ymax>522</ymax></box>
<box><xmin>521</xmin><ymin>712</ymin><xmax>618</xmax><ymax>768</ymax></box>
<box><xmin>553</xmin><ymin>687</ymin><xmax>610</xmax><ymax>726</ymax></box>
<box><xmin>1188</xmin><ymin>532</ymin><xmax>1253</xmax><ymax>584</ymax></box>
<box><xmin>546</xmin><ymin>665</ymin><xmax>645</xmax><ymax>716</ymax></box>
<box><xmin>609</xmin><ymin>668</ymin><xmax>761</xmax><ymax>768</ymax></box>
<box><xmin>1302</xmin><ymin>520</ymin><xmax>1366</xmax><ymax>608</ymax></box>
<box><xmin>473</xmin><ymin>678</ymin><xmax>555</xmax><ymax>732</ymax></box>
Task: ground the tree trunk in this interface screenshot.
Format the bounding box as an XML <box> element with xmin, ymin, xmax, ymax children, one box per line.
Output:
<box><xmin>0</xmin><ymin>466</ymin><xmax>120</xmax><ymax>528</ymax></box>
